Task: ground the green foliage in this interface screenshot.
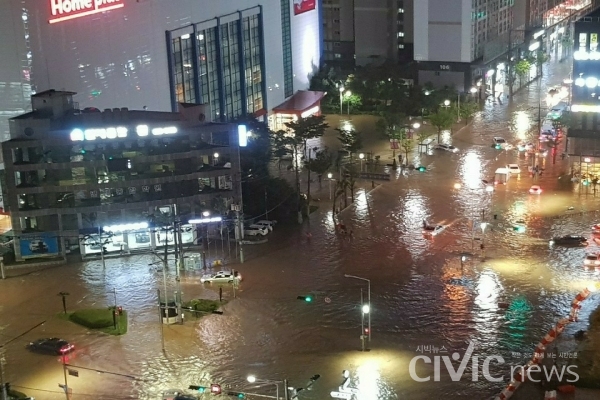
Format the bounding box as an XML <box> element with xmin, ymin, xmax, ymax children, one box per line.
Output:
<box><xmin>68</xmin><ymin>308</ymin><xmax>128</xmax><ymax>335</ymax></box>
<box><xmin>305</xmin><ymin>148</ymin><xmax>333</xmax><ymax>178</ymax></box>
<box><xmin>535</xmin><ymin>50</ymin><xmax>549</xmax><ymax>65</ymax></box>
<box><xmin>514</xmin><ymin>59</ymin><xmax>531</xmax><ymax>78</ymax></box>
<box><xmin>183</xmin><ymin>298</ymin><xmax>222</xmax><ymax>313</ymax></box>
<box><xmin>400</xmin><ymin>138</ymin><xmax>414</xmax><ymax>164</ymax></box>
<box><xmin>375</xmin><ymin>112</ymin><xmax>406</xmax><ymax>140</ymax></box>
<box><xmin>459</xmin><ymin>101</ymin><xmax>480</xmax><ymax>124</ymax></box>
<box><xmin>337</xmin><ymin>129</ymin><xmax>363</xmax><ymax>155</ymax></box>
<box><xmin>429</xmin><ymin>110</ymin><xmax>454</xmax><ymax>142</ymax></box>
<box><xmin>285</xmin><ymin>115</ymin><xmax>329</xmax><ymax>144</ymax></box>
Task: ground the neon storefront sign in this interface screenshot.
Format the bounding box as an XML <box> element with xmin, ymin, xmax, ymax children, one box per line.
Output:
<box><xmin>70</xmin><ymin>125</ymin><xmax>178</xmax><ymax>141</ymax></box>
<box><xmin>49</xmin><ymin>0</ymin><xmax>124</xmax><ymax>24</ymax></box>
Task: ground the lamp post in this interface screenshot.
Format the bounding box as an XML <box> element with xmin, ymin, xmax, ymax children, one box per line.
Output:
<box><xmin>480</xmin><ymin>222</ymin><xmax>488</xmax><ymax>258</ymax></box>
<box><xmin>247</xmin><ymin>375</ymin><xmax>287</xmax><ymax>400</ymax></box>
<box><xmin>213</xmin><ymin>152</ymin><xmax>219</xmax><ymax>166</ymax></box>
<box><xmin>359</xmin><ymin>153</ymin><xmax>365</xmax><ymax>172</ymax></box>
<box><xmin>339</xmin><ymin>86</ymin><xmax>344</xmax><ymax>115</ymax></box>
<box><xmin>327</xmin><ymin>172</ymin><xmax>333</xmax><ymax>200</ymax></box>
<box><xmin>460</xmin><ymin>254</ymin><xmax>467</xmax><ymax>275</ymax></box>
<box><xmin>344</xmin><ymin>274</ymin><xmax>371</xmax><ymax>343</ymax></box>
<box><xmin>443</xmin><ymin>99</ymin><xmax>450</xmax><ymax>108</ymax></box>
<box><xmin>345</xmin><ymin>91</ymin><xmax>352</xmax><ymax>115</ymax></box>
<box><xmin>456</xmin><ymin>92</ymin><xmax>461</xmax><ymax>122</ymax></box>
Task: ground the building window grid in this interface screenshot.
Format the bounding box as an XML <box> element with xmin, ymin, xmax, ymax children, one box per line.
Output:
<box><xmin>281</xmin><ymin>0</ymin><xmax>294</xmax><ymax>98</ymax></box>
<box><xmin>221</xmin><ymin>22</ymin><xmax>242</xmax><ymax>119</ymax></box>
<box><xmin>243</xmin><ymin>15</ymin><xmax>264</xmax><ymax>114</ymax></box>
<box><xmin>171</xmin><ymin>37</ymin><xmax>197</xmax><ymax>104</ymax></box>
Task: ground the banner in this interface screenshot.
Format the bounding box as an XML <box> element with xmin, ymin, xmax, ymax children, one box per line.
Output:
<box><xmin>294</xmin><ymin>0</ymin><xmax>316</xmax><ymax>15</ymax></box>
<box><xmin>20</xmin><ymin>233</ymin><xmax>59</xmax><ymax>258</ymax></box>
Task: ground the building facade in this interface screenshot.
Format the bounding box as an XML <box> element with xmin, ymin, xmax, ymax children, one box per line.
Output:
<box><xmin>3</xmin><ymin>90</ymin><xmax>243</xmax><ymax>261</ymax></box>
<box><xmin>567</xmin><ymin>7</ymin><xmax>600</xmax><ymax>177</ymax></box>
<box><xmin>4</xmin><ymin>0</ymin><xmax>321</xmax><ymax>126</ymax></box>
<box><xmin>414</xmin><ymin>0</ymin><xmax>590</xmax><ymax>93</ymax></box>
<box><xmin>321</xmin><ymin>0</ymin><xmax>414</xmax><ymax>67</ymax></box>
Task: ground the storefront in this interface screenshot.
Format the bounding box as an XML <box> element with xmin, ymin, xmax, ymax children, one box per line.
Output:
<box><xmin>270</xmin><ymin>90</ymin><xmax>326</xmax><ymax>131</ymax></box>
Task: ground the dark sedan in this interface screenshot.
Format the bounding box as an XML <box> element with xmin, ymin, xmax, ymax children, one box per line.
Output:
<box><xmin>549</xmin><ymin>235</ymin><xmax>588</xmax><ymax>247</ymax></box>
<box><xmin>27</xmin><ymin>338</ymin><xmax>75</xmax><ymax>355</ymax></box>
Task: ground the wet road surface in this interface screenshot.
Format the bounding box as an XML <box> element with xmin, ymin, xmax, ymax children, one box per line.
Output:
<box><xmin>3</xmin><ymin>59</ymin><xmax>600</xmax><ymax>400</ymax></box>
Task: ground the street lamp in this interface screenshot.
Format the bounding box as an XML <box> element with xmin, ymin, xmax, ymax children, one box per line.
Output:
<box><xmin>344</xmin><ymin>274</ymin><xmax>371</xmax><ymax>344</ymax></box>
<box><xmin>359</xmin><ymin>153</ymin><xmax>365</xmax><ymax>172</ymax></box>
<box><xmin>202</xmin><ymin>210</ymin><xmax>210</xmax><ymax>217</ymax></box>
<box><xmin>454</xmin><ymin>182</ymin><xmax>462</xmax><ymax>189</ymax></box>
<box><xmin>480</xmin><ymin>222</ymin><xmax>488</xmax><ymax>257</ymax></box>
<box><xmin>443</xmin><ymin>99</ymin><xmax>450</xmax><ymax>107</ymax></box>
<box><xmin>327</xmin><ymin>172</ymin><xmax>334</xmax><ymax>200</ymax></box>
<box><xmin>345</xmin><ymin>91</ymin><xmax>352</xmax><ymax>115</ymax></box>
<box><xmin>213</xmin><ymin>152</ymin><xmax>219</xmax><ymax>166</ymax></box>
<box><xmin>246</xmin><ymin>375</ymin><xmax>285</xmax><ymax>400</ymax></box>
<box><xmin>339</xmin><ymin>86</ymin><xmax>345</xmax><ymax>114</ymax></box>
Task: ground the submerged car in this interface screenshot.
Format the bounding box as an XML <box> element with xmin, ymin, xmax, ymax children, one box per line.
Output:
<box><xmin>200</xmin><ymin>270</ymin><xmax>242</xmax><ymax>284</ymax></box>
<box><xmin>422</xmin><ymin>220</ymin><xmax>447</xmax><ymax>236</ymax></box>
<box><xmin>244</xmin><ymin>225</ymin><xmax>269</xmax><ymax>236</ymax></box>
<box><xmin>27</xmin><ymin>338</ymin><xmax>74</xmax><ymax>355</ymax></box>
<box><xmin>435</xmin><ymin>144</ymin><xmax>458</xmax><ymax>153</ymax></box>
<box><xmin>549</xmin><ymin>235</ymin><xmax>588</xmax><ymax>247</ymax></box>
<box><xmin>529</xmin><ymin>185</ymin><xmax>542</xmax><ymax>194</ymax></box>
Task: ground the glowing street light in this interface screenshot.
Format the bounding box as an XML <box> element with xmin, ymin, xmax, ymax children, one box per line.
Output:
<box><xmin>213</xmin><ymin>152</ymin><xmax>219</xmax><ymax>166</ymax></box>
<box><xmin>345</xmin><ymin>90</ymin><xmax>352</xmax><ymax>115</ymax></box>
<box><xmin>202</xmin><ymin>210</ymin><xmax>210</xmax><ymax>217</ymax></box>
<box><xmin>362</xmin><ymin>304</ymin><xmax>370</xmax><ymax>314</ymax></box>
<box><xmin>443</xmin><ymin>99</ymin><xmax>451</xmax><ymax>107</ymax></box>
<box><xmin>246</xmin><ymin>375</ymin><xmax>283</xmax><ymax>400</ymax></box>
<box><xmin>327</xmin><ymin>172</ymin><xmax>334</xmax><ymax>200</ymax></box>
<box><xmin>454</xmin><ymin>182</ymin><xmax>462</xmax><ymax>189</ymax></box>
<box><xmin>339</xmin><ymin>86</ymin><xmax>345</xmax><ymax>114</ymax></box>
<box><xmin>359</xmin><ymin>153</ymin><xmax>365</xmax><ymax>172</ymax></box>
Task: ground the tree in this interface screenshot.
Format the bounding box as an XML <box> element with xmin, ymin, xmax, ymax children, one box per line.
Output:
<box><xmin>285</xmin><ymin>115</ymin><xmax>329</xmax><ymax>220</ymax></box>
<box><xmin>400</xmin><ymin>138</ymin><xmax>414</xmax><ymax>166</ymax></box>
<box><xmin>429</xmin><ymin>110</ymin><xmax>454</xmax><ymax>142</ymax></box>
<box><xmin>375</xmin><ymin>112</ymin><xmax>405</xmax><ymax>167</ymax></box>
<box><xmin>343</xmin><ymin>93</ymin><xmax>362</xmax><ymax>114</ymax></box>
<box><xmin>534</xmin><ymin>50</ymin><xmax>550</xmax><ymax>76</ymax></box>
<box><xmin>337</xmin><ymin>129</ymin><xmax>363</xmax><ymax>202</ymax></box>
<box><xmin>459</xmin><ymin>101</ymin><xmax>480</xmax><ymax>125</ymax></box>
<box><xmin>305</xmin><ymin>148</ymin><xmax>333</xmax><ymax>188</ymax></box>
<box><xmin>514</xmin><ymin>59</ymin><xmax>531</xmax><ymax>87</ymax></box>
<box><xmin>417</xmin><ymin>129</ymin><xmax>430</xmax><ymax>153</ymax></box>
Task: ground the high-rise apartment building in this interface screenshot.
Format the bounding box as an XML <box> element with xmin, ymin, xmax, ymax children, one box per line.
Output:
<box><xmin>322</xmin><ymin>0</ymin><xmax>414</xmax><ymax>67</ymax></box>
<box><xmin>414</xmin><ymin>0</ymin><xmax>591</xmax><ymax>93</ymax></box>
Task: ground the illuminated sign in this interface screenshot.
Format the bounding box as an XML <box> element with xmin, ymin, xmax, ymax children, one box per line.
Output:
<box><xmin>301</xmin><ymin>106</ymin><xmax>320</xmax><ymax>118</ymax></box>
<box><xmin>238</xmin><ymin>125</ymin><xmax>248</xmax><ymax>147</ymax></box>
<box><xmin>49</xmin><ymin>0</ymin><xmax>124</xmax><ymax>24</ymax></box>
<box><xmin>571</xmin><ymin>104</ymin><xmax>600</xmax><ymax>113</ymax></box>
<box><xmin>294</xmin><ymin>0</ymin><xmax>316</xmax><ymax>15</ymax></box>
<box><xmin>574</xmin><ymin>50</ymin><xmax>600</xmax><ymax>61</ymax></box>
<box><xmin>189</xmin><ymin>217</ymin><xmax>223</xmax><ymax>224</ymax></box>
<box><xmin>533</xmin><ymin>30</ymin><xmax>545</xmax><ymax>40</ymax></box>
<box><xmin>70</xmin><ymin>125</ymin><xmax>178</xmax><ymax>141</ymax></box>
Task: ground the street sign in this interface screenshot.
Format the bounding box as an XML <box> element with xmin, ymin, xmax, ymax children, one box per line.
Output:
<box><xmin>358</xmin><ymin>172</ymin><xmax>390</xmax><ymax>181</ymax></box>
<box><xmin>324</xmin><ymin>297</ymin><xmax>331</xmax><ymax>303</ymax></box>
<box><xmin>330</xmin><ymin>391</ymin><xmax>352</xmax><ymax>399</ymax></box>
<box><xmin>389</xmin><ymin>139</ymin><xmax>399</xmax><ymax>149</ymax></box>
<box><xmin>68</xmin><ymin>369</ymin><xmax>79</xmax><ymax>377</ymax></box>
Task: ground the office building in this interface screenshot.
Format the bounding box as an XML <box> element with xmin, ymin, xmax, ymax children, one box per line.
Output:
<box><xmin>3</xmin><ymin>90</ymin><xmax>243</xmax><ymax>261</ymax></box>
<box><xmin>2</xmin><ymin>0</ymin><xmax>323</xmax><ymax>130</ymax></box>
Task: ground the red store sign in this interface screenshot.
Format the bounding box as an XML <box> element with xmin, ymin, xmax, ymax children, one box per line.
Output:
<box><xmin>294</xmin><ymin>0</ymin><xmax>316</xmax><ymax>15</ymax></box>
<box><xmin>49</xmin><ymin>0</ymin><xmax>124</xmax><ymax>24</ymax></box>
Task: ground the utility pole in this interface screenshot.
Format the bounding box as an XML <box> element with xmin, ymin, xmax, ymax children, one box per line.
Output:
<box><xmin>157</xmin><ymin>289</ymin><xmax>165</xmax><ymax>351</ymax></box>
<box><xmin>1</xmin><ymin>353</ymin><xmax>8</xmax><ymax>400</ymax></box>
<box><xmin>233</xmin><ymin>204</ymin><xmax>244</xmax><ymax>263</ymax></box>
<box><xmin>61</xmin><ymin>356</ymin><xmax>69</xmax><ymax>400</ymax></box>
<box><xmin>508</xmin><ymin>29</ymin><xmax>513</xmax><ymax>99</ymax></box>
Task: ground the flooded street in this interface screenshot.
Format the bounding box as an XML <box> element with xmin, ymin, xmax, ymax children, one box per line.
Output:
<box><xmin>3</xmin><ymin>59</ymin><xmax>600</xmax><ymax>400</ymax></box>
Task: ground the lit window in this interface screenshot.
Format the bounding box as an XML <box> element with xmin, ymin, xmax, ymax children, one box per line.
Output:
<box><xmin>397</xmin><ymin>32</ymin><xmax>404</xmax><ymax>37</ymax></box>
<box><xmin>398</xmin><ymin>44</ymin><xmax>404</xmax><ymax>49</ymax></box>
<box><xmin>398</xmin><ymin>8</ymin><xmax>404</xmax><ymax>13</ymax></box>
<box><xmin>334</xmin><ymin>53</ymin><xmax>342</xmax><ymax>59</ymax></box>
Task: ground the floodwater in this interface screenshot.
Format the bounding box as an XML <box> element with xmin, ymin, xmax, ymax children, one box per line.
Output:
<box><xmin>2</xmin><ymin>59</ymin><xmax>600</xmax><ymax>400</ymax></box>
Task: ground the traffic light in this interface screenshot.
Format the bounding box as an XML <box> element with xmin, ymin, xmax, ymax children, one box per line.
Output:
<box><xmin>210</xmin><ymin>384</ymin><xmax>222</xmax><ymax>395</ymax></box>
<box><xmin>297</xmin><ymin>295</ymin><xmax>313</xmax><ymax>302</ymax></box>
<box><xmin>227</xmin><ymin>391</ymin><xmax>246</xmax><ymax>398</ymax></box>
<box><xmin>364</xmin><ymin>327</ymin><xmax>370</xmax><ymax>335</ymax></box>
<box><xmin>417</xmin><ymin>166</ymin><xmax>426</xmax><ymax>172</ymax></box>
<box><xmin>583</xmin><ymin>179</ymin><xmax>589</xmax><ymax>186</ymax></box>
<box><xmin>189</xmin><ymin>385</ymin><xmax>208</xmax><ymax>393</ymax></box>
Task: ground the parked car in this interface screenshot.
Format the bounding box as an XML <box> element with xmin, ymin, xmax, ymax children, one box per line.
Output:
<box><xmin>434</xmin><ymin>144</ymin><xmax>458</xmax><ymax>153</ymax></box>
<box><xmin>493</xmin><ymin>137</ymin><xmax>506</xmax><ymax>145</ymax></box>
<box><xmin>200</xmin><ymin>270</ymin><xmax>242</xmax><ymax>284</ymax></box>
<box><xmin>422</xmin><ymin>220</ymin><xmax>447</xmax><ymax>236</ymax></box>
<box><xmin>549</xmin><ymin>235</ymin><xmax>588</xmax><ymax>247</ymax></box>
<box><xmin>254</xmin><ymin>220</ymin><xmax>277</xmax><ymax>232</ymax></box>
<box><xmin>27</xmin><ymin>338</ymin><xmax>74</xmax><ymax>355</ymax></box>
<box><xmin>245</xmin><ymin>225</ymin><xmax>269</xmax><ymax>236</ymax></box>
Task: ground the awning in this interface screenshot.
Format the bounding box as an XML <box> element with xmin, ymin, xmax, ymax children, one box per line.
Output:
<box><xmin>272</xmin><ymin>90</ymin><xmax>326</xmax><ymax>115</ymax></box>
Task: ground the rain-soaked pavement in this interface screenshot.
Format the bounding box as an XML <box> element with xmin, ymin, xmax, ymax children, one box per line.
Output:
<box><xmin>3</xmin><ymin>58</ymin><xmax>600</xmax><ymax>400</ymax></box>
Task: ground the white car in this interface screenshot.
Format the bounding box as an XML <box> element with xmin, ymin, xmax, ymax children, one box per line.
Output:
<box><xmin>435</xmin><ymin>144</ymin><xmax>458</xmax><ymax>153</ymax></box>
<box><xmin>529</xmin><ymin>185</ymin><xmax>542</xmax><ymax>194</ymax></box>
<box><xmin>584</xmin><ymin>254</ymin><xmax>600</xmax><ymax>266</ymax></box>
<box><xmin>244</xmin><ymin>225</ymin><xmax>269</xmax><ymax>236</ymax></box>
<box><xmin>200</xmin><ymin>270</ymin><xmax>242</xmax><ymax>284</ymax></box>
<box><xmin>254</xmin><ymin>220</ymin><xmax>277</xmax><ymax>232</ymax></box>
<box><xmin>507</xmin><ymin>164</ymin><xmax>521</xmax><ymax>174</ymax></box>
<box><xmin>493</xmin><ymin>137</ymin><xmax>507</xmax><ymax>146</ymax></box>
<box><xmin>422</xmin><ymin>223</ymin><xmax>447</xmax><ymax>236</ymax></box>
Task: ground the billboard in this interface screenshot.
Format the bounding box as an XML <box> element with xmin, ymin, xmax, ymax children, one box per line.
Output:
<box><xmin>294</xmin><ymin>0</ymin><xmax>316</xmax><ymax>15</ymax></box>
<box><xmin>20</xmin><ymin>233</ymin><xmax>60</xmax><ymax>259</ymax></box>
